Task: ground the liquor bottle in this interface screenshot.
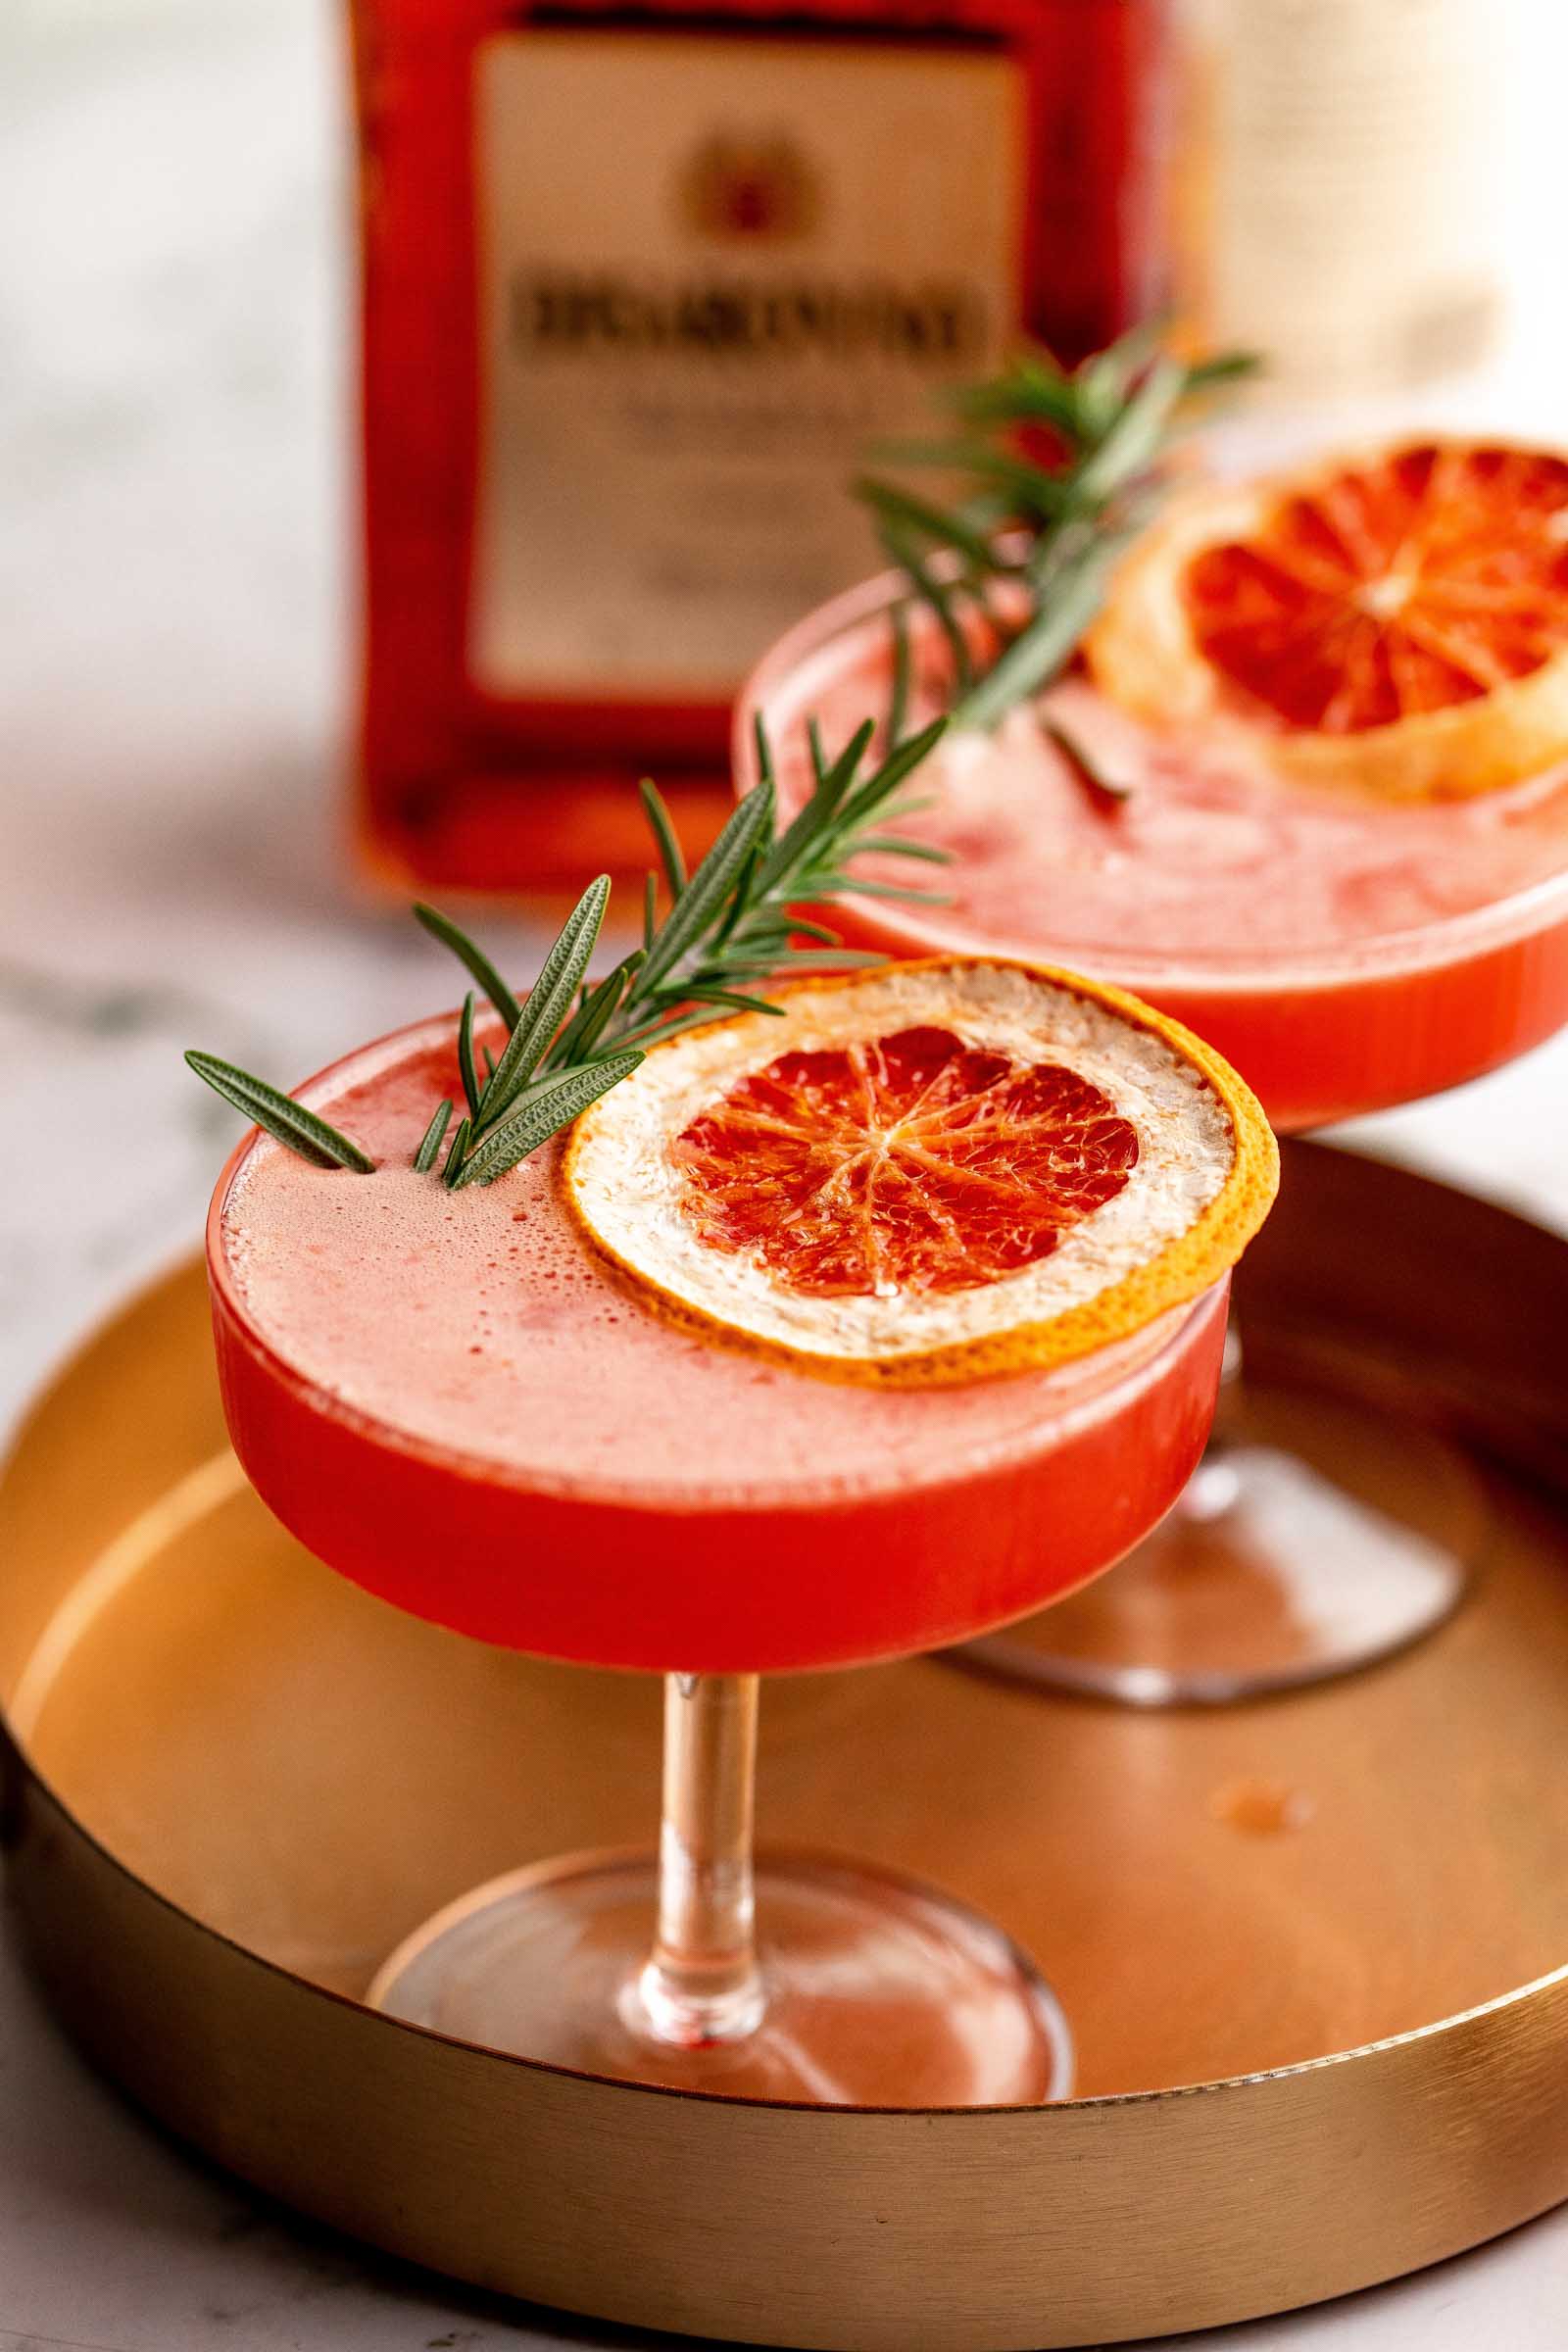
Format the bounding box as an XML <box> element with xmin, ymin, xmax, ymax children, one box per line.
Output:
<box><xmin>1175</xmin><ymin>0</ymin><xmax>1503</xmax><ymax>402</ymax></box>
<box><xmin>350</xmin><ymin>0</ymin><xmax>1176</xmax><ymax>894</ymax></box>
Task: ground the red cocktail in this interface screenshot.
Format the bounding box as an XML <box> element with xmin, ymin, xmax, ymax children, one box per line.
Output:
<box><xmin>738</xmin><ymin>438</ymin><xmax>1568</xmax><ymax>1700</ymax></box>
<box><xmin>740</xmin><ymin>571</ymin><xmax>1568</xmax><ymax>1134</ymax></box>
<box><xmin>204</xmin><ymin>957</ymin><xmax>1273</xmax><ymax>2101</ymax></box>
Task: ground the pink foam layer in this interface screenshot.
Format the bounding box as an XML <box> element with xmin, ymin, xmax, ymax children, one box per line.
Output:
<box><xmin>765</xmin><ymin>607</ymin><xmax>1568</xmax><ymax>984</ymax></box>
<box><xmin>220</xmin><ymin>1017</ymin><xmax>1189</xmax><ymax>1515</ymax></box>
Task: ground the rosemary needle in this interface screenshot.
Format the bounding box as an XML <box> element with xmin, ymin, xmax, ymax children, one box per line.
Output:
<box><xmin>456</xmin><ymin>991</ymin><xmax>481</xmax><ymax>1119</ymax></box>
<box><xmin>1038</xmin><ymin>717</ymin><xmax>1137</xmax><ymax>806</ymax></box>
<box><xmin>413</xmin><ymin>1098</ymin><xmax>453</xmax><ymax>1174</ymax></box>
<box><xmin>182</xmin><ymin>1053</ymin><xmax>375</xmax><ymax>1173</ymax></box>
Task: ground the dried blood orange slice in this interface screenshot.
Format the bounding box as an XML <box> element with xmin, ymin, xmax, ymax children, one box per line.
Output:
<box><xmin>672</xmin><ymin>1027</ymin><xmax>1141</xmax><ymax>1298</ymax></box>
<box><xmin>564</xmin><ymin>957</ymin><xmax>1276</xmax><ymax>1386</ymax></box>
<box><xmin>1087</xmin><ymin>440</ymin><xmax>1568</xmax><ymax>799</ymax></box>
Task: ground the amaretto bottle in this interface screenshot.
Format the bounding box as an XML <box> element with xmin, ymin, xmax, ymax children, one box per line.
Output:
<box><xmin>1177</xmin><ymin>0</ymin><xmax>1504</xmax><ymax>399</ymax></box>
<box><xmin>348</xmin><ymin>0</ymin><xmax>1176</xmax><ymax>893</ymax></box>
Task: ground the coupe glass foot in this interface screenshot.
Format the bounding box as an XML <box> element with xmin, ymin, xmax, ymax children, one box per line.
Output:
<box><xmin>954</xmin><ymin>1382</ymin><xmax>1483</xmax><ymax>1705</ymax></box>
<box><xmin>369</xmin><ymin>1849</ymin><xmax>1072</xmax><ymax>2106</ymax></box>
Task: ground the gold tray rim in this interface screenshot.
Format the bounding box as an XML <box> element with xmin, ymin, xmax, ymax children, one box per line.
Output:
<box><xmin>13</xmin><ymin>1701</ymin><xmax>1568</xmax><ymax>2119</ymax></box>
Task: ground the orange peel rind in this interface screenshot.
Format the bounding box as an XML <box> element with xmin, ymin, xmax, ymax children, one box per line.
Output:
<box><xmin>563</xmin><ymin>956</ymin><xmax>1278</xmax><ymax>1388</ymax></box>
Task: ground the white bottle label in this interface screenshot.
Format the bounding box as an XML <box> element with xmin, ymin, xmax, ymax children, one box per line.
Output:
<box><xmin>469</xmin><ymin>29</ymin><xmax>1023</xmax><ymax>701</ymax></box>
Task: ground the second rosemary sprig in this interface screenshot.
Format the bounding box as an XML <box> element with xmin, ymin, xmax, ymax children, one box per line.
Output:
<box><xmin>857</xmin><ymin>327</ymin><xmax>1257</xmax><ymax>737</ymax></box>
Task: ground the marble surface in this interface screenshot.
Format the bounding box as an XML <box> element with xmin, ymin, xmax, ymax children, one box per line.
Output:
<box><xmin>3</xmin><ymin>0</ymin><xmax>1568</xmax><ymax>2343</ymax></box>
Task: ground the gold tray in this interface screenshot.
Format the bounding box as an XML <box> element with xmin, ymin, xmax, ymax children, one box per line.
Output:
<box><xmin>4</xmin><ymin>1140</ymin><xmax>1568</xmax><ymax>2350</ymax></box>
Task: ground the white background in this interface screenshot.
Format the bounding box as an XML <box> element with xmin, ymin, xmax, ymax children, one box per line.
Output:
<box><xmin>2</xmin><ymin>0</ymin><xmax>1568</xmax><ymax>2343</ymax></box>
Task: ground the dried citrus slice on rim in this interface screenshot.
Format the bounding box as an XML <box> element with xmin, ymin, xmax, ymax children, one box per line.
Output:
<box><xmin>1087</xmin><ymin>439</ymin><xmax>1568</xmax><ymax>799</ymax></box>
<box><xmin>564</xmin><ymin>957</ymin><xmax>1277</xmax><ymax>1387</ymax></box>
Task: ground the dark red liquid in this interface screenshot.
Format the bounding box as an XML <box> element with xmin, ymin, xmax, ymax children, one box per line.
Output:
<box><xmin>207</xmin><ymin>1013</ymin><xmax>1226</xmax><ymax>1670</ymax></box>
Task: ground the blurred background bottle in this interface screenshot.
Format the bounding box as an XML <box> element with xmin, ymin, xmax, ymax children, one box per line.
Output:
<box><xmin>350</xmin><ymin>0</ymin><xmax>1178</xmax><ymax>896</ymax></box>
<box><xmin>1175</xmin><ymin>0</ymin><xmax>1505</xmax><ymax>401</ymax></box>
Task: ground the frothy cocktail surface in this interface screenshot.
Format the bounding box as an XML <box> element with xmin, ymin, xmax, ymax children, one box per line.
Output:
<box><xmin>219</xmin><ymin>1020</ymin><xmax>1184</xmax><ymax>1513</ymax></box>
<box><xmin>775</xmin><ymin>618</ymin><xmax>1568</xmax><ymax>978</ymax></box>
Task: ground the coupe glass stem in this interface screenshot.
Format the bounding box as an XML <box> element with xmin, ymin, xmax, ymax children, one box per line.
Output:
<box><xmin>635</xmin><ymin>1672</ymin><xmax>766</xmax><ymax>2048</ymax></box>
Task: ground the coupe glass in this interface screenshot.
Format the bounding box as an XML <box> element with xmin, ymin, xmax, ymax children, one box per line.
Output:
<box><xmin>206</xmin><ymin>1020</ymin><xmax>1231</xmax><ymax>2103</ymax></box>
<box><xmin>738</xmin><ymin>575</ymin><xmax>1568</xmax><ymax>1702</ymax></box>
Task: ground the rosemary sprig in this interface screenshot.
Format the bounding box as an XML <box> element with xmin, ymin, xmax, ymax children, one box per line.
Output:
<box><xmin>857</xmin><ymin>327</ymin><xmax>1258</xmax><ymax>738</ymax></box>
<box><xmin>185</xmin><ymin>713</ymin><xmax>950</xmax><ymax>1185</ymax></box>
